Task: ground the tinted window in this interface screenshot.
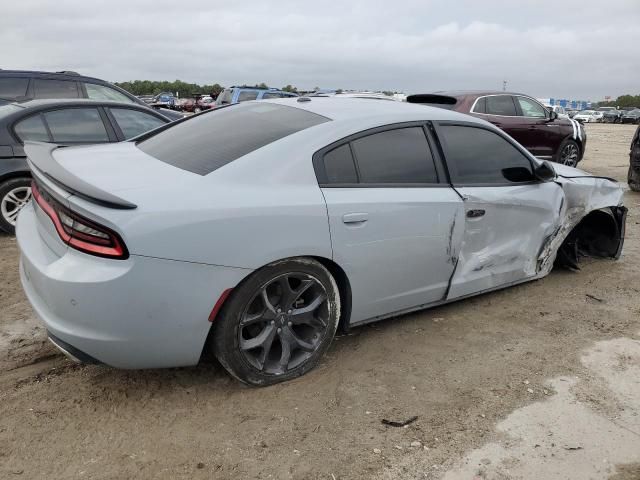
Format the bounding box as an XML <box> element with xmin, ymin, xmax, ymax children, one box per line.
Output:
<box><xmin>14</xmin><ymin>115</ymin><xmax>50</xmax><ymax>142</ymax></box>
<box><xmin>517</xmin><ymin>97</ymin><xmax>547</xmax><ymax>118</ymax></box>
<box><xmin>43</xmin><ymin>108</ymin><xmax>109</xmax><ymax>143</ymax></box>
<box><xmin>439</xmin><ymin>125</ymin><xmax>534</xmax><ymax>184</ymax></box>
<box><xmin>351</xmin><ymin>127</ymin><xmax>438</xmax><ymax>184</ymax></box>
<box><xmin>472</xmin><ymin>97</ymin><xmax>487</xmax><ymax>114</ymax></box>
<box><xmin>262</xmin><ymin>93</ymin><xmax>282</xmax><ymax>99</ymax></box>
<box><xmin>110</xmin><ymin>108</ymin><xmax>166</xmax><ymax>139</ymax></box>
<box><xmin>85</xmin><ymin>83</ymin><xmax>134</xmax><ymax>103</ymax></box>
<box><xmin>238</xmin><ymin>91</ymin><xmax>259</xmax><ymax>102</ymax></box>
<box><xmin>485</xmin><ymin>95</ymin><xmax>517</xmax><ymax>116</ymax></box>
<box><xmin>0</xmin><ymin>78</ymin><xmax>29</xmax><ymax>98</ymax></box>
<box><xmin>324</xmin><ymin>144</ymin><xmax>357</xmax><ymax>183</ymax></box>
<box><xmin>138</xmin><ymin>102</ymin><xmax>329</xmax><ymax>175</ymax></box>
<box><xmin>33</xmin><ymin>79</ymin><xmax>79</xmax><ymax>99</ymax></box>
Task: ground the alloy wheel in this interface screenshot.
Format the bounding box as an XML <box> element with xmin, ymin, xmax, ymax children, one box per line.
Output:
<box><xmin>238</xmin><ymin>272</ymin><xmax>329</xmax><ymax>375</ymax></box>
<box><xmin>561</xmin><ymin>144</ymin><xmax>579</xmax><ymax>167</ymax></box>
<box><xmin>1</xmin><ymin>185</ymin><xmax>32</xmax><ymax>226</ymax></box>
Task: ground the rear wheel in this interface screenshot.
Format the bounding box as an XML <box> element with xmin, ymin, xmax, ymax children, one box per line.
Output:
<box><xmin>0</xmin><ymin>177</ymin><xmax>32</xmax><ymax>235</ymax></box>
<box><xmin>556</xmin><ymin>139</ymin><xmax>580</xmax><ymax>167</ymax></box>
<box><xmin>212</xmin><ymin>258</ymin><xmax>341</xmax><ymax>386</ymax></box>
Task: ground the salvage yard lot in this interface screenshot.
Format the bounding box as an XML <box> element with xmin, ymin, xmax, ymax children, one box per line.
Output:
<box><xmin>1</xmin><ymin>124</ymin><xmax>639</xmax><ymax>479</ymax></box>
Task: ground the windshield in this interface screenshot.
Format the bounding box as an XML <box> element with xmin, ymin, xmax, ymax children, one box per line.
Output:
<box><xmin>215</xmin><ymin>89</ymin><xmax>233</xmax><ymax>106</ymax></box>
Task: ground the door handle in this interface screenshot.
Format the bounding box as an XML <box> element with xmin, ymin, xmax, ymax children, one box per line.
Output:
<box><xmin>342</xmin><ymin>213</ymin><xmax>369</xmax><ymax>224</ymax></box>
<box><xmin>466</xmin><ymin>209</ymin><xmax>485</xmax><ymax>218</ymax></box>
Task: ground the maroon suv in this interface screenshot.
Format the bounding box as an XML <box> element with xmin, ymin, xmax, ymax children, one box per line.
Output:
<box><xmin>407</xmin><ymin>91</ymin><xmax>586</xmax><ymax>167</ymax></box>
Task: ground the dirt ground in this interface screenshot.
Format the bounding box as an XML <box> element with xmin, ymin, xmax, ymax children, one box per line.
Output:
<box><xmin>1</xmin><ymin>124</ymin><xmax>639</xmax><ymax>480</ymax></box>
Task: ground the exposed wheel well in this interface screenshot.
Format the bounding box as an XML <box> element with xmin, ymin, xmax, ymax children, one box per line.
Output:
<box><xmin>556</xmin><ymin>207</ymin><xmax>626</xmax><ymax>269</ymax></box>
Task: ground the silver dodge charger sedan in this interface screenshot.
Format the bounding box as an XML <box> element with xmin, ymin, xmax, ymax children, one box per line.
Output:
<box><xmin>16</xmin><ymin>98</ymin><xmax>626</xmax><ymax>386</ymax></box>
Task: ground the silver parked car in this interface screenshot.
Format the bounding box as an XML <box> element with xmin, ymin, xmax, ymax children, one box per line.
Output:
<box><xmin>17</xmin><ymin>99</ymin><xmax>626</xmax><ymax>386</ymax></box>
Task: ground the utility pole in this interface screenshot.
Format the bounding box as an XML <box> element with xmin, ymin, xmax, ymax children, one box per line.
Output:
<box><xmin>503</xmin><ymin>80</ymin><xmax>507</xmax><ymax>91</ymax></box>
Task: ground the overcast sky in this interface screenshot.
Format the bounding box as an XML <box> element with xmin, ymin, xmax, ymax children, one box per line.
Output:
<box><xmin>2</xmin><ymin>0</ymin><xmax>639</xmax><ymax>100</ymax></box>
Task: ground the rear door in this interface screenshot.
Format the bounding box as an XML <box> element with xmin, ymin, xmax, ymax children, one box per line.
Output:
<box><xmin>317</xmin><ymin>123</ymin><xmax>464</xmax><ymax>324</ymax></box>
<box><xmin>434</xmin><ymin>122</ymin><xmax>564</xmax><ymax>299</ymax></box>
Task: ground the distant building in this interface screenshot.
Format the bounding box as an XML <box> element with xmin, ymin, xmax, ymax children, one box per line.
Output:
<box><xmin>538</xmin><ymin>98</ymin><xmax>591</xmax><ymax>110</ymax></box>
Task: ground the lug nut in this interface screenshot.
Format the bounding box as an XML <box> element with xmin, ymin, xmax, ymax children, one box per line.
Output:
<box><xmin>287</xmin><ymin>310</ymin><xmax>292</xmax><ymax>314</ymax></box>
<box><xmin>270</xmin><ymin>320</ymin><xmax>275</xmax><ymax>325</ymax></box>
<box><xmin>288</xmin><ymin>321</ymin><xmax>292</xmax><ymax>327</ymax></box>
<box><xmin>276</xmin><ymin>308</ymin><xmax>281</xmax><ymax>313</ymax></box>
<box><xmin>277</xmin><ymin>328</ymin><xmax>282</xmax><ymax>333</ymax></box>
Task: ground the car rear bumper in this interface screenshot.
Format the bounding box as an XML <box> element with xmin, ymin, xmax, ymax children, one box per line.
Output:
<box><xmin>17</xmin><ymin>202</ymin><xmax>250</xmax><ymax>369</ymax></box>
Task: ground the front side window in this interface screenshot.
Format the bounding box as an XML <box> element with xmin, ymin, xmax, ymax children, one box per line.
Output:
<box><xmin>485</xmin><ymin>95</ymin><xmax>517</xmax><ymax>116</ymax></box>
<box><xmin>33</xmin><ymin>79</ymin><xmax>79</xmax><ymax>99</ymax></box>
<box><xmin>14</xmin><ymin>115</ymin><xmax>50</xmax><ymax>142</ymax></box>
<box><xmin>85</xmin><ymin>83</ymin><xmax>135</xmax><ymax>103</ymax></box>
<box><xmin>350</xmin><ymin>127</ymin><xmax>438</xmax><ymax>184</ymax></box>
<box><xmin>137</xmin><ymin>102</ymin><xmax>329</xmax><ymax>175</ymax></box>
<box><xmin>0</xmin><ymin>77</ymin><xmax>29</xmax><ymax>98</ymax></box>
<box><xmin>43</xmin><ymin>108</ymin><xmax>109</xmax><ymax>143</ymax></box>
<box><xmin>517</xmin><ymin>97</ymin><xmax>547</xmax><ymax>118</ymax></box>
<box><xmin>238</xmin><ymin>91</ymin><xmax>259</xmax><ymax>102</ymax></box>
<box><xmin>439</xmin><ymin>125</ymin><xmax>534</xmax><ymax>185</ymax></box>
<box><xmin>109</xmin><ymin>108</ymin><xmax>166</xmax><ymax>139</ymax></box>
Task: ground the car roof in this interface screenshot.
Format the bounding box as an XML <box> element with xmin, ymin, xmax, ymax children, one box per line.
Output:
<box><xmin>430</xmin><ymin>90</ymin><xmax>531</xmax><ymax>98</ymax></box>
<box><xmin>263</xmin><ymin>97</ymin><xmax>486</xmax><ymax>124</ymax></box>
<box><xmin>0</xmin><ymin>69</ymin><xmax>102</xmax><ymax>81</ymax></box>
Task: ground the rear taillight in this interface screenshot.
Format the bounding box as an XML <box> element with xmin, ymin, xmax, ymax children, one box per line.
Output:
<box><xmin>31</xmin><ymin>181</ymin><xmax>129</xmax><ymax>259</ymax></box>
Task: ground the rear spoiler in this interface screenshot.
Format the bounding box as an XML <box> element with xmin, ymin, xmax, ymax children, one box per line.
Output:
<box><xmin>406</xmin><ymin>94</ymin><xmax>458</xmax><ymax>109</ymax></box>
<box><xmin>24</xmin><ymin>142</ymin><xmax>137</xmax><ymax>210</ymax></box>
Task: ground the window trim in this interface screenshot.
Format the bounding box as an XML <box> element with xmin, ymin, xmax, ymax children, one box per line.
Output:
<box><xmin>432</xmin><ymin>120</ymin><xmax>541</xmax><ymax>188</ymax></box>
<box><xmin>313</xmin><ymin>121</ymin><xmax>447</xmax><ymax>188</ymax></box>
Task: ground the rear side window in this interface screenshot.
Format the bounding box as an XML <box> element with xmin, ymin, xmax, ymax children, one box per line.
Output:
<box><xmin>439</xmin><ymin>125</ymin><xmax>534</xmax><ymax>184</ymax></box>
<box><xmin>14</xmin><ymin>115</ymin><xmax>50</xmax><ymax>142</ymax></box>
<box><xmin>324</xmin><ymin>144</ymin><xmax>358</xmax><ymax>183</ymax></box>
<box><xmin>238</xmin><ymin>91</ymin><xmax>259</xmax><ymax>102</ymax></box>
<box><xmin>109</xmin><ymin>108</ymin><xmax>166</xmax><ymax>139</ymax></box>
<box><xmin>485</xmin><ymin>95</ymin><xmax>517</xmax><ymax>116</ymax></box>
<box><xmin>33</xmin><ymin>79</ymin><xmax>80</xmax><ymax>99</ymax></box>
<box><xmin>0</xmin><ymin>77</ymin><xmax>29</xmax><ymax>98</ymax></box>
<box><xmin>262</xmin><ymin>92</ymin><xmax>282</xmax><ymax>99</ymax></box>
<box><xmin>43</xmin><ymin>108</ymin><xmax>109</xmax><ymax>143</ymax></box>
<box><xmin>351</xmin><ymin>127</ymin><xmax>438</xmax><ymax>184</ymax></box>
<box><xmin>85</xmin><ymin>83</ymin><xmax>135</xmax><ymax>103</ymax></box>
<box><xmin>137</xmin><ymin>102</ymin><xmax>329</xmax><ymax>175</ymax></box>
<box><xmin>472</xmin><ymin>97</ymin><xmax>487</xmax><ymax>114</ymax></box>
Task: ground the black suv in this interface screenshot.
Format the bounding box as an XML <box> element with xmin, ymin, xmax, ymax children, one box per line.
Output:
<box><xmin>0</xmin><ymin>70</ymin><xmax>145</xmax><ymax>105</ymax></box>
<box><xmin>0</xmin><ymin>99</ymin><xmax>173</xmax><ymax>233</ymax></box>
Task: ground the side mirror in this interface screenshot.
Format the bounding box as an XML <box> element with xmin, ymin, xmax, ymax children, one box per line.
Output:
<box><xmin>535</xmin><ymin>160</ymin><xmax>557</xmax><ymax>181</ymax></box>
<box><xmin>548</xmin><ymin>111</ymin><xmax>558</xmax><ymax>121</ymax></box>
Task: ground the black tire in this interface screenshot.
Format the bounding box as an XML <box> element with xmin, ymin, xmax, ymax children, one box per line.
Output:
<box><xmin>629</xmin><ymin>166</ymin><xmax>640</xmax><ymax>192</ymax></box>
<box><xmin>0</xmin><ymin>177</ymin><xmax>32</xmax><ymax>235</ymax></box>
<box><xmin>212</xmin><ymin>258</ymin><xmax>341</xmax><ymax>386</ymax></box>
<box><xmin>555</xmin><ymin>138</ymin><xmax>581</xmax><ymax>167</ymax></box>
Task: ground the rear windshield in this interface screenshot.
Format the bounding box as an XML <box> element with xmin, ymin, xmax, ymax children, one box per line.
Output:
<box><xmin>137</xmin><ymin>102</ymin><xmax>330</xmax><ymax>175</ymax></box>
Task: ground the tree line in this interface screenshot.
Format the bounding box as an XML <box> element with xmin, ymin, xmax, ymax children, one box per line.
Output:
<box><xmin>113</xmin><ymin>80</ymin><xmax>302</xmax><ymax>98</ymax></box>
<box><xmin>597</xmin><ymin>94</ymin><xmax>640</xmax><ymax>108</ymax></box>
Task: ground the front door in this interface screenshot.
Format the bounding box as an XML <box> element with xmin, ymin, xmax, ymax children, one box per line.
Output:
<box><xmin>434</xmin><ymin>122</ymin><xmax>565</xmax><ymax>299</ymax></box>
<box><xmin>315</xmin><ymin>125</ymin><xmax>465</xmax><ymax>324</ymax></box>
